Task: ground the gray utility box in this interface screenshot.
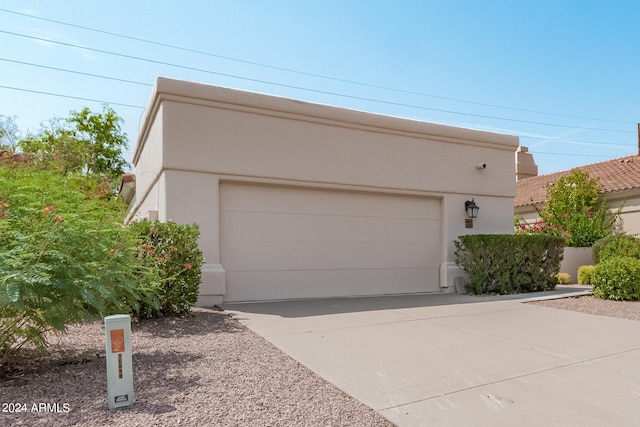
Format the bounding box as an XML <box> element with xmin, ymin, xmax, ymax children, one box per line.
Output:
<box><xmin>104</xmin><ymin>314</ymin><xmax>134</xmax><ymax>410</ymax></box>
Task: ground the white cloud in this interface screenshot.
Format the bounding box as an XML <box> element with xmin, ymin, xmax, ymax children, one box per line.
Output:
<box><xmin>18</xmin><ymin>9</ymin><xmax>40</xmax><ymax>16</ymax></box>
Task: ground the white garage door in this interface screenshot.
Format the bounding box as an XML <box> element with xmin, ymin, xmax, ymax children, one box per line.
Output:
<box><xmin>220</xmin><ymin>183</ymin><xmax>441</xmax><ymax>302</ymax></box>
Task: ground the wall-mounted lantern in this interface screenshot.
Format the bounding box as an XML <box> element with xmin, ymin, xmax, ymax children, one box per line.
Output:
<box><xmin>465</xmin><ymin>199</ymin><xmax>479</xmax><ymax>218</ymax></box>
<box><xmin>464</xmin><ymin>199</ymin><xmax>479</xmax><ymax>229</ymax></box>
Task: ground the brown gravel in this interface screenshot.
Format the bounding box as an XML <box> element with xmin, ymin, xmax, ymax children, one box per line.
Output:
<box><xmin>1</xmin><ymin>308</ymin><xmax>392</xmax><ymax>427</ymax></box>
<box><xmin>533</xmin><ymin>295</ymin><xmax>640</xmax><ymax>321</ymax></box>
<box><xmin>4</xmin><ymin>296</ymin><xmax>637</xmax><ymax>426</ymax></box>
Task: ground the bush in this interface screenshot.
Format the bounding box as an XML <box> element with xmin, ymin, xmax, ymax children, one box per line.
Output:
<box><xmin>454</xmin><ymin>234</ymin><xmax>564</xmax><ymax>295</ymax></box>
<box><xmin>577</xmin><ymin>265</ymin><xmax>595</xmax><ymax>285</ymax></box>
<box><xmin>556</xmin><ymin>272</ymin><xmax>572</xmax><ymax>284</ymax></box>
<box><xmin>131</xmin><ymin>220</ymin><xmax>204</xmax><ymax>317</ymax></box>
<box><xmin>0</xmin><ymin>167</ymin><xmax>160</xmax><ymax>366</ymax></box>
<box><xmin>592</xmin><ymin>234</ymin><xmax>640</xmax><ymax>264</ymax></box>
<box><xmin>592</xmin><ymin>257</ymin><xmax>640</xmax><ymax>300</ymax></box>
<box><xmin>540</xmin><ymin>170</ymin><xmax>620</xmax><ymax>247</ymax></box>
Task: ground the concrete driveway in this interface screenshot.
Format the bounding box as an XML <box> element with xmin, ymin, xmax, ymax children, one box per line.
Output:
<box><xmin>222</xmin><ymin>288</ymin><xmax>640</xmax><ymax>426</ymax></box>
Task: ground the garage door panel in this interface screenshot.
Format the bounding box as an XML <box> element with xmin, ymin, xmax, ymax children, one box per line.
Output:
<box><xmin>222</xmin><ymin>240</ymin><xmax>441</xmax><ymax>271</ymax></box>
<box><xmin>221</xmin><ymin>211</ymin><xmax>440</xmax><ymax>244</ymax></box>
<box><xmin>220</xmin><ymin>183</ymin><xmax>442</xmax><ymax>302</ymax></box>
<box><xmin>225</xmin><ymin>268</ymin><xmax>440</xmax><ymax>302</ymax></box>
<box><xmin>221</xmin><ymin>183</ymin><xmax>440</xmax><ymax>219</ymax></box>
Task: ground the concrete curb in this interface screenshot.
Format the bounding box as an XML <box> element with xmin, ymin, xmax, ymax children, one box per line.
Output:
<box><xmin>520</xmin><ymin>289</ymin><xmax>593</xmax><ymax>302</ymax></box>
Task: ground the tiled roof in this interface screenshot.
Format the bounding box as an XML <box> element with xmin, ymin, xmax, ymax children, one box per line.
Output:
<box><xmin>515</xmin><ymin>154</ymin><xmax>640</xmax><ymax>207</ymax></box>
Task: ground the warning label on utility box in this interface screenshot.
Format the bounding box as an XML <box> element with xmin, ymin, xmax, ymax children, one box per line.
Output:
<box><xmin>110</xmin><ymin>329</ymin><xmax>125</xmax><ymax>353</ymax></box>
<box><xmin>114</xmin><ymin>395</ymin><xmax>129</xmax><ymax>403</ymax></box>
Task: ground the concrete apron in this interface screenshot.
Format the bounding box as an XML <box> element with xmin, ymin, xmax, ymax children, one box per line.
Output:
<box><xmin>222</xmin><ymin>287</ymin><xmax>640</xmax><ymax>427</ymax></box>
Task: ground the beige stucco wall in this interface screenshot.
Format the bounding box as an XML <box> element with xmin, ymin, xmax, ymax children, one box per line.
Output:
<box><xmin>131</xmin><ymin>77</ymin><xmax>519</xmax><ymax>304</ymax></box>
<box><xmin>607</xmin><ymin>192</ymin><xmax>640</xmax><ymax>235</ymax></box>
<box><xmin>560</xmin><ymin>247</ymin><xmax>594</xmax><ymax>283</ymax></box>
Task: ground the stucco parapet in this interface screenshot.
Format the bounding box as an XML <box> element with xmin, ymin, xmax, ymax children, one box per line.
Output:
<box><xmin>134</xmin><ymin>77</ymin><xmax>519</xmax><ymax>163</ymax></box>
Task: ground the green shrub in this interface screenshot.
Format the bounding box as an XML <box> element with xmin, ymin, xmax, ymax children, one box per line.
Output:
<box><xmin>454</xmin><ymin>234</ymin><xmax>564</xmax><ymax>295</ymax></box>
<box><xmin>592</xmin><ymin>257</ymin><xmax>640</xmax><ymax>301</ymax></box>
<box><xmin>131</xmin><ymin>220</ymin><xmax>204</xmax><ymax>317</ymax></box>
<box><xmin>592</xmin><ymin>234</ymin><xmax>640</xmax><ymax>264</ymax></box>
<box><xmin>540</xmin><ymin>170</ymin><xmax>620</xmax><ymax>247</ymax></box>
<box><xmin>0</xmin><ymin>166</ymin><xmax>160</xmax><ymax>366</ymax></box>
<box><xmin>577</xmin><ymin>265</ymin><xmax>595</xmax><ymax>285</ymax></box>
<box><xmin>556</xmin><ymin>272</ymin><xmax>571</xmax><ymax>284</ymax></box>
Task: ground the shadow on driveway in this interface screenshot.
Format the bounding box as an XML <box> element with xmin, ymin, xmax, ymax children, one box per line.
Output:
<box><xmin>220</xmin><ymin>285</ymin><xmax>590</xmax><ymax>318</ymax></box>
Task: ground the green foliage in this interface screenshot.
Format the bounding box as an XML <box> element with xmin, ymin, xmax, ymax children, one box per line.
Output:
<box><xmin>539</xmin><ymin>170</ymin><xmax>620</xmax><ymax>247</ymax></box>
<box><xmin>556</xmin><ymin>272</ymin><xmax>572</xmax><ymax>284</ymax></box>
<box><xmin>18</xmin><ymin>105</ymin><xmax>129</xmax><ymax>185</ymax></box>
<box><xmin>131</xmin><ymin>220</ymin><xmax>204</xmax><ymax>317</ymax></box>
<box><xmin>0</xmin><ymin>165</ymin><xmax>160</xmax><ymax>365</ymax></box>
<box><xmin>592</xmin><ymin>234</ymin><xmax>640</xmax><ymax>264</ymax></box>
<box><xmin>592</xmin><ymin>257</ymin><xmax>640</xmax><ymax>301</ymax></box>
<box><xmin>454</xmin><ymin>234</ymin><xmax>564</xmax><ymax>295</ymax></box>
<box><xmin>542</xmin><ymin>170</ymin><xmax>600</xmax><ymax>221</ymax></box>
<box><xmin>577</xmin><ymin>265</ymin><xmax>595</xmax><ymax>285</ymax></box>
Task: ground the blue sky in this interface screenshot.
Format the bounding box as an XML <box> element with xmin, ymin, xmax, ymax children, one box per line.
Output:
<box><xmin>1</xmin><ymin>1</ymin><xmax>638</xmax><ymax>175</ymax></box>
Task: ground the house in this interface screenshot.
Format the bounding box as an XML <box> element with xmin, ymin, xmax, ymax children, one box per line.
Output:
<box><xmin>118</xmin><ymin>173</ymin><xmax>136</xmax><ymax>205</ymax></box>
<box><xmin>515</xmin><ymin>152</ymin><xmax>640</xmax><ymax>280</ymax></box>
<box><xmin>129</xmin><ymin>77</ymin><xmax>518</xmax><ymax>304</ymax></box>
<box><xmin>515</xmin><ymin>153</ymin><xmax>640</xmax><ymax>234</ymax></box>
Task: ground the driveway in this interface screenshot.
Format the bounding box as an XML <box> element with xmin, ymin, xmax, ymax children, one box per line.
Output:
<box><xmin>223</xmin><ymin>288</ymin><xmax>640</xmax><ymax>426</ymax></box>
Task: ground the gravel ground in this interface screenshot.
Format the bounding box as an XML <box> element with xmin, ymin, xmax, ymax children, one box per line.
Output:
<box><xmin>3</xmin><ymin>295</ymin><xmax>638</xmax><ymax>426</ymax></box>
<box><xmin>1</xmin><ymin>308</ymin><xmax>392</xmax><ymax>427</ymax></box>
<box><xmin>533</xmin><ymin>295</ymin><xmax>640</xmax><ymax>321</ymax></box>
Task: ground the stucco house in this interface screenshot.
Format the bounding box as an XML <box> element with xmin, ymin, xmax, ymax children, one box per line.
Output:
<box><xmin>514</xmin><ymin>152</ymin><xmax>640</xmax><ymax>280</ymax></box>
<box><xmin>128</xmin><ymin>77</ymin><xmax>518</xmax><ymax>304</ymax></box>
<box><xmin>515</xmin><ymin>154</ymin><xmax>640</xmax><ymax>234</ymax></box>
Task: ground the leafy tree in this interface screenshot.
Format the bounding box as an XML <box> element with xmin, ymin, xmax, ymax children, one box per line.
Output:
<box><xmin>0</xmin><ymin>115</ymin><xmax>22</xmax><ymax>152</ymax></box>
<box><xmin>18</xmin><ymin>105</ymin><xmax>129</xmax><ymax>185</ymax></box>
<box><xmin>540</xmin><ymin>170</ymin><xmax>620</xmax><ymax>247</ymax></box>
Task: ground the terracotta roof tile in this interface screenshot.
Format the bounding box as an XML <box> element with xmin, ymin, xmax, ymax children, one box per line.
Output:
<box><xmin>515</xmin><ymin>154</ymin><xmax>640</xmax><ymax>207</ymax></box>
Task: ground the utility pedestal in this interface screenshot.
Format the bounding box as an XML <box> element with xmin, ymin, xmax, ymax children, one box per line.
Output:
<box><xmin>104</xmin><ymin>314</ymin><xmax>134</xmax><ymax>410</ymax></box>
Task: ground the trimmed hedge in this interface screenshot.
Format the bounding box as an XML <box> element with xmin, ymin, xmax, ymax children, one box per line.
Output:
<box><xmin>454</xmin><ymin>234</ymin><xmax>564</xmax><ymax>295</ymax></box>
<box><xmin>592</xmin><ymin>257</ymin><xmax>640</xmax><ymax>301</ymax></box>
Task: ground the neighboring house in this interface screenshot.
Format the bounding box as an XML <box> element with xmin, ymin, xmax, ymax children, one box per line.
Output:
<box><xmin>118</xmin><ymin>173</ymin><xmax>136</xmax><ymax>205</ymax></box>
<box><xmin>514</xmin><ymin>153</ymin><xmax>640</xmax><ymax>234</ymax></box>
<box><xmin>129</xmin><ymin>77</ymin><xmax>518</xmax><ymax>304</ymax></box>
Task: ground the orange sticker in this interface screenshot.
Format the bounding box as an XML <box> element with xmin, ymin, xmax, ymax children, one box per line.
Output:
<box><xmin>110</xmin><ymin>329</ymin><xmax>125</xmax><ymax>353</ymax></box>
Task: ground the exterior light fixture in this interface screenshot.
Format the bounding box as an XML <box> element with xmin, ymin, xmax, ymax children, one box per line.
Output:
<box><xmin>465</xmin><ymin>199</ymin><xmax>479</xmax><ymax>219</ymax></box>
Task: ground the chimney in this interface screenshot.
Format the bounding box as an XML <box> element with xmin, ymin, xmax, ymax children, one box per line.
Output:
<box><xmin>515</xmin><ymin>146</ymin><xmax>538</xmax><ymax>181</ymax></box>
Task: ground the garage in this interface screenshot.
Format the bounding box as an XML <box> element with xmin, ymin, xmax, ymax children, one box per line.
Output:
<box><xmin>131</xmin><ymin>78</ymin><xmax>519</xmax><ymax>304</ymax></box>
<box><xmin>220</xmin><ymin>182</ymin><xmax>442</xmax><ymax>302</ymax></box>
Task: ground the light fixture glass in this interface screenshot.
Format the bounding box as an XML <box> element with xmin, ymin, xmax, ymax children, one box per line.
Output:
<box><xmin>465</xmin><ymin>199</ymin><xmax>479</xmax><ymax>218</ymax></box>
